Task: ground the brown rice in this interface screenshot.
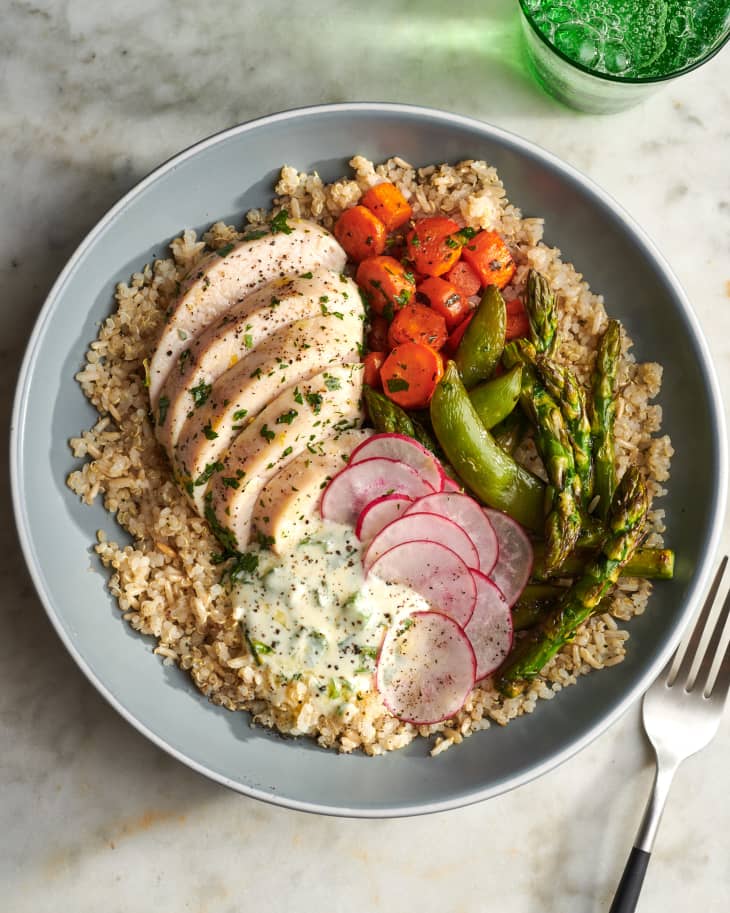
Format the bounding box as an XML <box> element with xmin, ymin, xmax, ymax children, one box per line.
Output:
<box><xmin>67</xmin><ymin>155</ymin><xmax>673</xmax><ymax>756</ymax></box>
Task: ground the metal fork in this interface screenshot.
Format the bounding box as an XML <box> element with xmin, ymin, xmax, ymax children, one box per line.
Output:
<box><xmin>609</xmin><ymin>556</ymin><xmax>730</xmax><ymax>913</ymax></box>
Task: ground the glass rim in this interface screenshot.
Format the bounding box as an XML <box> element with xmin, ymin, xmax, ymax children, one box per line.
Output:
<box><xmin>518</xmin><ymin>1</ymin><xmax>730</xmax><ymax>85</ymax></box>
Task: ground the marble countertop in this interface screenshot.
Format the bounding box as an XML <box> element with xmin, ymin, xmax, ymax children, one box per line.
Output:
<box><xmin>2</xmin><ymin>1</ymin><xmax>729</xmax><ymax>910</ymax></box>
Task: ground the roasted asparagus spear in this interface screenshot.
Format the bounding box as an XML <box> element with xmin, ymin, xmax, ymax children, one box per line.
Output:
<box><xmin>497</xmin><ymin>466</ymin><xmax>648</xmax><ymax>696</ymax></box>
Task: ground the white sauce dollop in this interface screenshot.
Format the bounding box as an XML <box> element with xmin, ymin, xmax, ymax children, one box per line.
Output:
<box><xmin>231</xmin><ymin>520</ymin><xmax>428</xmax><ymax>713</ymax></box>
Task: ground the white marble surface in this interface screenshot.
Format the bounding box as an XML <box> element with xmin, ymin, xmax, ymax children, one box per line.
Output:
<box><xmin>2</xmin><ymin>1</ymin><xmax>730</xmax><ymax>910</ymax></box>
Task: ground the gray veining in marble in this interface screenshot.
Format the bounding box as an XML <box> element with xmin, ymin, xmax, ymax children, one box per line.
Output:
<box><xmin>2</xmin><ymin>1</ymin><xmax>729</xmax><ymax>911</ymax></box>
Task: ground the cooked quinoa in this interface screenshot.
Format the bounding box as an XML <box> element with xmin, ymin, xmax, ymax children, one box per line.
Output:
<box><xmin>67</xmin><ymin>156</ymin><xmax>673</xmax><ymax>756</ymax></box>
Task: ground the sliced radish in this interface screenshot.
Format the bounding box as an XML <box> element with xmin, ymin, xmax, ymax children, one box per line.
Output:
<box><xmin>464</xmin><ymin>570</ymin><xmax>514</xmax><ymax>681</ymax></box>
<box><xmin>349</xmin><ymin>433</ymin><xmax>446</xmax><ymax>492</ymax></box>
<box><xmin>484</xmin><ymin>508</ymin><xmax>533</xmax><ymax>607</ymax></box>
<box><xmin>355</xmin><ymin>494</ymin><xmax>414</xmax><ymax>543</ymax></box>
<box><xmin>404</xmin><ymin>492</ymin><xmax>498</xmax><ymax>574</ymax></box>
<box><xmin>321</xmin><ymin>457</ymin><xmax>435</xmax><ymax>527</ymax></box>
<box><xmin>443</xmin><ymin>475</ymin><xmax>462</xmax><ymax>492</ymax></box>
<box><xmin>363</xmin><ymin>512</ymin><xmax>479</xmax><ymax>574</ymax></box>
<box><xmin>376</xmin><ymin>611</ymin><xmax>476</xmax><ymax>724</ymax></box>
<box><xmin>368</xmin><ymin>540</ymin><xmax>476</xmax><ymax>627</ymax></box>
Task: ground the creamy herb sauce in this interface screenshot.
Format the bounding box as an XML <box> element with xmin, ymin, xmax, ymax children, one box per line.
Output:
<box><xmin>231</xmin><ymin>521</ymin><xmax>428</xmax><ymax>713</ymax></box>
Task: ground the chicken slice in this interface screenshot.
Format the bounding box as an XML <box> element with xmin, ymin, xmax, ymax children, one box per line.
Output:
<box><xmin>149</xmin><ymin>220</ymin><xmax>346</xmax><ymax>405</ymax></box>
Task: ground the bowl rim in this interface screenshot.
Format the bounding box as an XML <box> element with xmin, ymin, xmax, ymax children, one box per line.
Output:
<box><xmin>10</xmin><ymin>101</ymin><xmax>728</xmax><ymax>817</ymax></box>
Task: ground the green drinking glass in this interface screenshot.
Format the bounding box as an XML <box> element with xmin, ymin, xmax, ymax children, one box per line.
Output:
<box><xmin>519</xmin><ymin>0</ymin><xmax>730</xmax><ymax>113</ymax></box>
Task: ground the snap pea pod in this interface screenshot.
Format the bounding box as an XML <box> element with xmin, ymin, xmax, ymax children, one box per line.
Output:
<box><xmin>468</xmin><ymin>365</ymin><xmax>522</xmax><ymax>430</ymax></box>
<box><xmin>497</xmin><ymin>467</ymin><xmax>648</xmax><ymax>696</ymax></box>
<box><xmin>430</xmin><ymin>360</ymin><xmax>545</xmax><ymax>531</ymax></box>
<box><xmin>454</xmin><ymin>285</ymin><xmax>506</xmax><ymax>390</ymax></box>
<box><xmin>531</xmin><ymin>543</ymin><xmax>675</xmax><ymax>581</ymax></box>
<box><xmin>591</xmin><ymin>319</ymin><xmax>621</xmax><ymax>520</ymax></box>
<box><xmin>491</xmin><ymin>408</ymin><xmax>528</xmax><ymax>455</ymax></box>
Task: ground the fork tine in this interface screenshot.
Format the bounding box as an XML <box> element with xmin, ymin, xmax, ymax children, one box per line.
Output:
<box><xmin>703</xmin><ymin>590</ymin><xmax>730</xmax><ymax>699</ymax></box>
<box><xmin>696</xmin><ymin>582</ymin><xmax>730</xmax><ymax>693</ymax></box>
<box><xmin>667</xmin><ymin>556</ymin><xmax>728</xmax><ymax>688</ymax></box>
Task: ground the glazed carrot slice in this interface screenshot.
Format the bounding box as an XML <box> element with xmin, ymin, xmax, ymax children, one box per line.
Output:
<box><xmin>334</xmin><ymin>206</ymin><xmax>387</xmax><ymax>262</ymax></box>
<box><xmin>505</xmin><ymin>298</ymin><xmax>530</xmax><ymax>341</ymax></box>
<box><xmin>460</xmin><ymin>230</ymin><xmax>515</xmax><ymax>289</ymax></box>
<box><xmin>406</xmin><ymin>217</ymin><xmax>462</xmax><ymax>277</ymax></box>
<box><xmin>363</xmin><ymin>351</ymin><xmax>386</xmax><ymax>388</ymax></box>
<box><xmin>361</xmin><ymin>182</ymin><xmax>412</xmax><ymax>232</ymax></box>
<box><xmin>417</xmin><ymin>276</ymin><xmax>471</xmax><ymax>330</ymax></box>
<box><xmin>356</xmin><ymin>255</ymin><xmax>416</xmax><ymax>318</ymax></box>
<box><xmin>367</xmin><ymin>315</ymin><xmax>390</xmax><ymax>352</ymax></box>
<box><xmin>445</xmin><ymin>260</ymin><xmax>481</xmax><ymax>298</ymax></box>
<box><xmin>443</xmin><ymin>312</ymin><xmax>475</xmax><ymax>357</ymax></box>
<box><xmin>387</xmin><ymin>302</ymin><xmax>448</xmax><ymax>351</ymax></box>
<box><xmin>380</xmin><ymin>342</ymin><xmax>444</xmax><ymax>409</ymax></box>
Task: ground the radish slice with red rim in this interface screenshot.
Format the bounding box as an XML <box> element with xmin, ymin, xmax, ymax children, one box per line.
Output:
<box><xmin>321</xmin><ymin>457</ymin><xmax>435</xmax><ymax>527</ymax></box>
<box><xmin>483</xmin><ymin>508</ymin><xmax>533</xmax><ymax>607</ymax></box>
<box><xmin>464</xmin><ymin>570</ymin><xmax>514</xmax><ymax>681</ymax></box>
<box><xmin>367</xmin><ymin>540</ymin><xmax>476</xmax><ymax>627</ymax></box>
<box><xmin>443</xmin><ymin>476</ymin><xmax>462</xmax><ymax>492</ymax></box>
<box><xmin>349</xmin><ymin>433</ymin><xmax>446</xmax><ymax>492</ymax></box>
<box><xmin>363</xmin><ymin>512</ymin><xmax>479</xmax><ymax>574</ymax></box>
<box><xmin>355</xmin><ymin>494</ymin><xmax>414</xmax><ymax>543</ymax></box>
<box><xmin>404</xmin><ymin>492</ymin><xmax>498</xmax><ymax>574</ymax></box>
<box><xmin>376</xmin><ymin>611</ymin><xmax>476</xmax><ymax>725</ymax></box>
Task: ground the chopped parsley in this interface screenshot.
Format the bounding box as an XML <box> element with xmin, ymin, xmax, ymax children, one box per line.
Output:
<box><xmin>178</xmin><ymin>348</ymin><xmax>191</xmax><ymax>374</ymax></box>
<box><xmin>177</xmin><ymin>328</ymin><xmax>188</xmax><ymax>341</ymax></box>
<box><xmin>194</xmin><ymin>460</ymin><xmax>223</xmax><ymax>486</ymax></box>
<box><xmin>260</xmin><ymin>424</ymin><xmax>275</xmax><ymax>442</ymax></box>
<box><xmin>232</xmin><ymin>408</ymin><xmax>248</xmax><ymax>421</ymax></box>
<box><xmin>157</xmin><ymin>395</ymin><xmax>170</xmax><ymax>425</ymax></box>
<box><xmin>323</xmin><ymin>374</ymin><xmax>341</xmax><ymax>391</ymax></box>
<box><xmin>281</xmin><ymin>446</ymin><xmax>293</xmax><ymax>458</ymax></box>
<box><xmin>270</xmin><ymin>209</ymin><xmax>293</xmax><ymax>234</ymax></box>
<box><xmin>203</xmin><ymin>422</ymin><xmax>218</xmax><ymax>440</ymax></box>
<box><xmin>203</xmin><ymin>492</ymin><xmax>238</xmax><ymax>553</ymax></box>
<box><xmin>293</xmin><ymin>387</ymin><xmax>304</xmax><ymax>404</ymax></box>
<box><xmin>300</xmin><ymin>271</ymin><xmax>313</xmax><ymax>279</ymax></box>
<box><xmin>243</xmin><ymin>333</ymin><xmax>254</xmax><ymax>349</ymax></box>
<box><xmin>305</xmin><ymin>392</ymin><xmax>323</xmax><ymax>413</ymax></box>
<box><xmin>216</xmin><ymin>243</ymin><xmax>235</xmax><ymax>257</ymax></box>
<box><xmin>242</xmin><ymin>228</ymin><xmax>268</xmax><ymax>241</ymax></box>
<box><xmin>221</xmin><ymin>476</ymin><xmax>240</xmax><ymax>489</ymax></box>
<box><xmin>276</xmin><ymin>409</ymin><xmax>298</xmax><ymax>425</ymax></box>
<box><xmin>250</xmin><ymin>367</ymin><xmax>263</xmax><ymax>379</ymax></box>
<box><xmin>190</xmin><ymin>380</ymin><xmax>212</xmax><ymax>408</ymax></box>
<box><xmin>386</xmin><ymin>377</ymin><xmax>410</xmax><ymax>393</ymax></box>
<box><xmin>229</xmin><ymin>551</ymin><xmax>259</xmax><ymax>583</ymax></box>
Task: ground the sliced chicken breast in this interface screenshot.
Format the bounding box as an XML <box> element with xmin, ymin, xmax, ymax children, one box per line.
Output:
<box><xmin>206</xmin><ymin>363</ymin><xmax>365</xmax><ymax>551</ymax></box>
<box><xmin>175</xmin><ymin>312</ymin><xmax>363</xmax><ymax>513</ymax></box>
<box><xmin>155</xmin><ymin>269</ymin><xmax>361</xmax><ymax>455</ymax></box>
<box><xmin>149</xmin><ymin>220</ymin><xmax>346</xmax><ymax>405</ymax></box>
<box><xmin>252</xmin><ymin>428</ymin><xmax>373</xmax><ymax>553</ymax></box>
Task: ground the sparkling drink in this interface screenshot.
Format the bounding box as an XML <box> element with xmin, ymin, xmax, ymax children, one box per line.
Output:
<box><xmin>519</xmin><ymin>0</ymin><xmax>730</xmax><ymax>111</ymax></box>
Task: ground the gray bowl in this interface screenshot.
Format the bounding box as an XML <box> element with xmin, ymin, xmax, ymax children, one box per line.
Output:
<box><xmin>11</xmin><ymin>103</ymin><xmax>727</xmax><ymax>817</ymax></box>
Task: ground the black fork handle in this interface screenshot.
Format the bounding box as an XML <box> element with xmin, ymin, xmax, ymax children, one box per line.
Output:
<box><xmin>608</xmin><ymin>847</ymin><xmax>651</xmax><ymax>913</ymax></box>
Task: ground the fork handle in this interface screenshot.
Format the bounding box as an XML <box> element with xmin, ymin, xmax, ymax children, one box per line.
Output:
<box><xmin>609</xmin><ymin>760</ymin><xmax>679</xmax><ymax>913</ymax></box>
<box><xmin>609</xmin><ymin>847</ymin><xmax>651</xmax><ymax>913</ymax></box>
